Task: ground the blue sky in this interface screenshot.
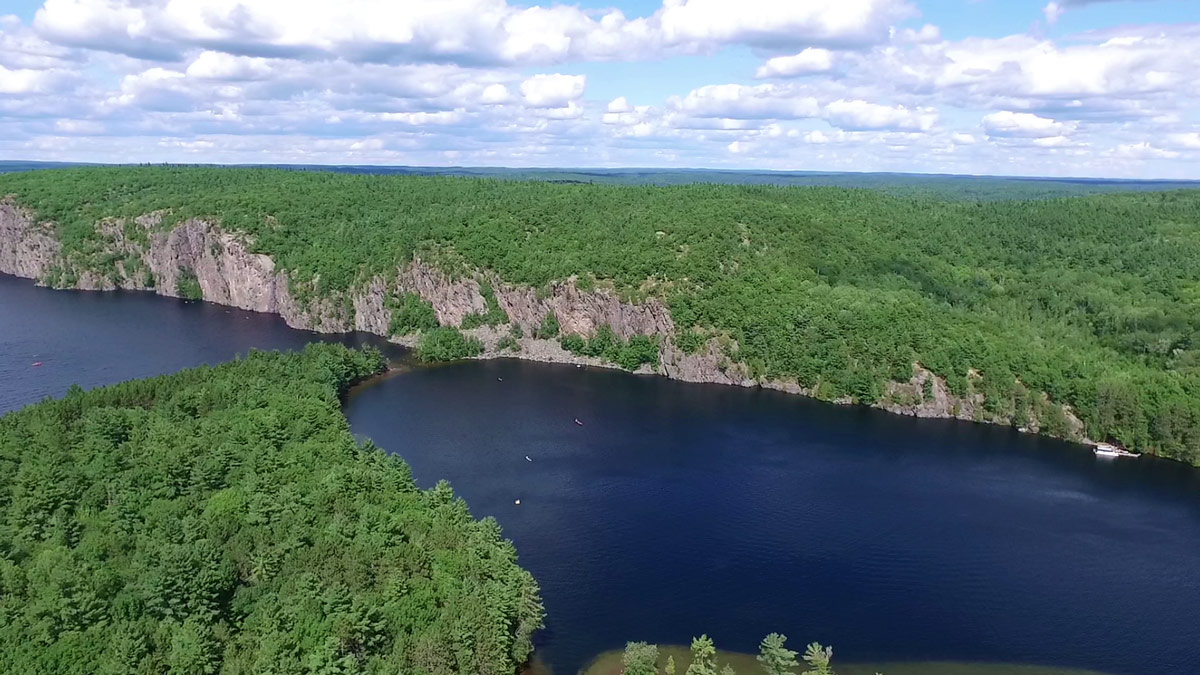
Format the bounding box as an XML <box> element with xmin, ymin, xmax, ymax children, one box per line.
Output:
<box><xmin>1</xmin><ymin>0</ymin><xmax>1198</xmax><ymax>177</ymax></box>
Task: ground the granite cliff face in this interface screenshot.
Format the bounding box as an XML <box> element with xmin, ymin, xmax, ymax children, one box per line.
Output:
<box><xmin>0</xmin><ymin>200</ymin><xmax>1086</xmax><ymax>441</ymax></box>
<box><xmin>0</xmin><ymin>200</ymin><xmax>60</xmax><ymax>280</ymax></box>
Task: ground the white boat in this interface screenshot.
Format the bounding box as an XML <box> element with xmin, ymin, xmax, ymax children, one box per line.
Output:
<box><xmin>1094</xmin><ymin>442</ymin><xmax>1139</xmax><ymax>458</ymax></box>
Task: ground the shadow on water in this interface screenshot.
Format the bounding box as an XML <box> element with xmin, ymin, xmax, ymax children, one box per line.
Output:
<box><xmin>0</xmin><ymin>273</ymin><xmax>404</xmax><ymax>414</ymax></box>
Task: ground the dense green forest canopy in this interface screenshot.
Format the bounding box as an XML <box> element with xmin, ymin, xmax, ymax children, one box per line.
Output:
<box><xmin>3</xmin><ymin>167</ymin><xmax>1200</xmax><ymax>462</ymax></box>
<box><xmin>3</xmin><ymin>161</ymin><xmax>1198</xmax><ymax>201</ymax></box>
<box><xmin>0</xmin><ymin>344</ymin><xmax>544</xmax><ymax>674</ymax></box>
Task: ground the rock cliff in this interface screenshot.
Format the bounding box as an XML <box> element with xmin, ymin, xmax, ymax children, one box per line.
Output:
<box><xmin>0</xmin><ymin>199</ymin><xmax>1087</xmax><ymax>442</ymax></box>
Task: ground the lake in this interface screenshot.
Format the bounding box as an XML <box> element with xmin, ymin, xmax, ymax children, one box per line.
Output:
<box><xmin>3</xmin><ymin>272</ymin><xmax>1199</xmax><ymax>675</ymax></box>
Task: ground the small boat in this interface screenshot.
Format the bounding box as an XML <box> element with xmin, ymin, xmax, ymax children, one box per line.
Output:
<box><xmin>497</xmin><ymin>377</ymin><xmax>503</xmax><ymax>382</ymax></box>
<box><xmin>31</xmin><ymin>362</ymin><xmax>43</xmax><ymax>367</ymax></box>
<box><xmin>514</xmin><ymin>499</ymin><xmax>521</xmax><ymax>506</ymax></box>
<box><xmin>1094</xmin><ymin>442</ymin><xmax>1139</xmax><ymax>458</ymax></box>
<box><xmin>525</xmin><ymin>455</ymin><xmax>532</xmax><ymax>462</ymax></box>
<box><xmin>574</xmin><ymin>418</ymin><xmax>584</xmax><ymax>426</ymax></box>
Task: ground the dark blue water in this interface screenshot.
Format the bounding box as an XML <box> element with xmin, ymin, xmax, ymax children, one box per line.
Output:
<box><xmin>345</xmin><ymin>365</ymin><xmax>1200</xmax><ymax>675</ymax></box>
<box><xmin>0</xmin><ymin>273</ymin><xmax>397</xmax><ymax>414</ymax></box>
<box><xmin>4</xmin><ymin>273</ymin><xmax>1200</xmax><ymax>675</ymax></box>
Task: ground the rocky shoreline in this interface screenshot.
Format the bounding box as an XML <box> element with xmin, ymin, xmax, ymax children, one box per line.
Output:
<box><xmin>0</xmin><ymin>197</ymin><xmax>1091</xmax><ymax>443</ymax></box>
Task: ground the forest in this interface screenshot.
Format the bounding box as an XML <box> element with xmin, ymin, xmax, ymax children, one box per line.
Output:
<box><xmin>0</xmin><ymin>344</ymin><xmax>544</xmax><ymax>674</ymax></box>
<box><xmin>2</xmin><ymin>166</ymin><xmax>1199</xmax><ymax>462</ymax></box>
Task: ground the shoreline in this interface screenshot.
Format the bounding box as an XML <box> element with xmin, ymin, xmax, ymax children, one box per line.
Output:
<box><xmin>0</xmin><ymin>267</ymin><xmax>1104</xmax><ymax>457</ymax></box>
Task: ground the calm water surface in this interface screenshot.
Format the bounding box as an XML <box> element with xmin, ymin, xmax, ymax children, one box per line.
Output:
<box><xmin>4</xmin><ymin>273</ymin><xmax>1200</xmax><ymax>674</ymax></box>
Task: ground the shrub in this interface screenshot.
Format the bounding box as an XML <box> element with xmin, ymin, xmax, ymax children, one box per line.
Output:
<box><xmin>177</xmin><ymin>268</ymin><xmax>202</xmax><ymax>300</ymax></box>
<box><xmin>388</xmin><ymin>292</ymin><xmax>439</xmax><ymax>336</ymax></box>
<box><xmin>416</xmin><ymin>327</ymin><xmax>483</xmax><ymax>362</ymax></box>
<box><xmin>536</xmin><ymin>312</ymin><xmax>560</xmax><ymax>339</ymax></box>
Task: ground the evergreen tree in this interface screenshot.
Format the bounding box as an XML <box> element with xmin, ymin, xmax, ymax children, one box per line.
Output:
<box><xmin>801</xmin><ymin>643</ymin><xmax>834</xmax><ymax>675</ymax></box>
<box><xmin>686</xmin><ymin>635</ymin><xmax>717</xmax><ymax>675</ymax></box>
<box><xmin>758</xmin><ymin>633</ymin><xmax>800</xmax><ymax>675</ymax></box>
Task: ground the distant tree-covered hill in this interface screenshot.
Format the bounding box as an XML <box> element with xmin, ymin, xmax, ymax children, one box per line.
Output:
<box><xmin>2</xmin><ymin>160</ymin><xmax>1197</xmax><ymax>200</ymax></box>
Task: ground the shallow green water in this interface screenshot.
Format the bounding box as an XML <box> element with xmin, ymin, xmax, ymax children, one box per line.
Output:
<box><xmin>578</xmin><ymin>646</ymin><xmax>1114</xmax><ymax>675</ymax></box>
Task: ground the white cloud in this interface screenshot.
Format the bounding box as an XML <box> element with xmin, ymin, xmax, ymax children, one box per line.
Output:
<box><xmin>872</xmin><ymin>28</ymin><xmax>1199</xmax><ymax>107</ymax></box>
<box><xmin>607</xmin><ymin>96</ymin><xmax>633</xmax><ymax>113</ymax></box>
<box><xmin>727</xmin><ymin>139</ymin><xmax>750</xmax><ymax>153</ymax></box>
<box><xmin>376</xmin><ymin>110</ymin><xmax>467</xmax><ymax>125</ymax></box>
<box><xmin>53</xmin><ymin>118</ymin><xmax>103</xmax><ymax>134</ymax></box>
<box><xmin>823</xmin><ymin>99</ymin><xmax>937</xmax><ymax>131</ymax></box>
<box><xmin>185</xmin><ymin>51</ymin><xmax>273</xmax><ymax>81</ymax></box>
<box><xmin>31</xmin><ymin>0</ymin><xmax>912</xmax><ymax>67</ymax></box>
<box><xmin>0</xmin><ymin>64</ymin><xmax>59</xmax><ymax>94</ymax></box>
<box><xmin>1044</xmin><ymin>0</ymin><xmax>1151</xmax><ymax>25</ymax></box>
<box><xmin>519</xmin><ymin>73</ymin><xmax>585</xmax><ymax>107</ymax></box>
<box><xmin>480</xmin><ymin>83</ymin><xmax>511</xmax><ymax>104</ymax></box>
<box><xmin>1113</xmin><ymin>141</ymin><xmax>1180</xmax><ymax>159</ymax></box>
<box><xmin>982</xmin><ymin>111</ymin><xmax>1074</xmax><ymax>138</ymax></box>
<box><xmin>1032</xmin><ymin>135</ymin><xmax>1072</xmax><ymax>147</ymax></box>
<box><xmin>1043</xmin><ymin>3</ymin><xmax>1066</xmax><ymax>25</ymax></box>
<box><xmin>671</xmin><ymin>84</ymin><xmax>820</xmax><ymax>119</ymax></box>
<box><xmin>1164</xmin><ymin>132</ymin><xmax>1200</xmax><ymax>150</ymax></box>
<box><xmin>658</xmin><ymin>0</ymin><xmax>915</xmax><ymax>49</ymax></box>
<box><xmin>894</xmin><ymin>23</ymin><xmax>940</xmax><ymax>44</ymax></box>
<box><xmin>755</xmin><ymin>48</ymin><xmax>835</xmax><ymax>78</ymax></box>
<box><xmin>0</xmin><ymin>0</ymin><xmax>1195</xmax><ymax>178</ymax></box>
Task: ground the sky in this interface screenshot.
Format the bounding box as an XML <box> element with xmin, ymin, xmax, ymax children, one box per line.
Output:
<box><xmin>1</xmin><ymin>0</ymin><xmax>1198</xmax><ymax>177</ymax></box>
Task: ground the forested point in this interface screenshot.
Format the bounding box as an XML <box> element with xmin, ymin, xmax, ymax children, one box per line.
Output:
<box><xmin>3</xmin><ymin>166</ymin><xmax>1200</xmax><ymax>462</ymax></box>
<box><xmin>0</xmin><ymin>344</ymin><xmax>544</xmax><ymax>674</ymax></box>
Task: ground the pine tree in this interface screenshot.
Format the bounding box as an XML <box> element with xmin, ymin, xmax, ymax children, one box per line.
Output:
<box><xmin>801</xmin><ymin>643</ymin><xmax>834</xmax><ymax>675</ymax></box>
<box><xmin>757</xmin><ymin>633</ymin><xmax>799</xmax><ymax>675</ymax></box>
<box><xmin>686</xmin><ymin>635</ymin><xmax>717</xmax><ymax>675</ymax></box>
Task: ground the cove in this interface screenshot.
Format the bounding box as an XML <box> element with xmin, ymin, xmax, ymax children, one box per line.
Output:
<box><xmin>344</xmin><ymin>363</ymin><xmax>1200</xmax><ymax>675</ymax></box>
<box><xmin>4</xmin><ymin>273</ymin><xmax>1200</xmax><ymax>675</ymax></box>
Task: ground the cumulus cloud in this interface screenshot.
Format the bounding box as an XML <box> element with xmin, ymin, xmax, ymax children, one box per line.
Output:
<box><xmin>0</xmin><ymin>0</ymin><xmax>1196</xmax><ymax>177</ymax></box>
<box><xmin>1113</xmin><ymin>141</ymin><xmax>1180</xmax><ymax>159</ymax></box>
<box><xmin>479</xmin><ymin>83</ymin><xmax>511</xmax><ymax>104</ymax></box>
<box><xmin>32</xmin><ymin>0</ymin><xmax>914</xmax><ymax>66</ymax></box>
<box><xmin>0</xmin><ymin>64</ymin><xmax>64</xmax><ymax>94</ymax></box>
<box><xmin>1043</xmin><ymin>0</ymin><xmax>1154</xmax><ymax>25</ymax></box>
<box><xmin>519</xmin><ymin>73</ymin><xmax>585</xmax><ymax>107</ymax></box>
<box><xmin>185</xmin><ymin>52</ymin><xmax>273</xmax><ymax>81</ymax></box>
<box><xmin>1165</xmin><ymin>133</ymin><xmax>1200</xmax><ymax>150</ymax></box>
<box><xmin>671</xmin><ymin>84</ymin><xmax>820</xmax><ymax>119</ymax></box>
<box><xmin>658</xmin><ymin>0</ymin><xmax>915</xmax><ymax>49</ymax></box>
<box><xmin>607</xmin><ymin>96</ymin><xmax>633</xmax><ymax>113</ymax></box>
<box><xmin>755</xmin><ymin>48</ymin><xmax>835</xmax><ymax>78</ymax></box>
<box><xmin>824</xmin><ymin>99</ymin><xmax>937</xmax><ymax>131</ymax></box>
<box><xmin>982</xmin><ymin>111</ymin><xmax>1075</xmax><ymax>138</ymax></box>
<box><xmin>1044</xmin><ymin>3</ymin><xmax>1066</xmax><ymax>25</ymax></box>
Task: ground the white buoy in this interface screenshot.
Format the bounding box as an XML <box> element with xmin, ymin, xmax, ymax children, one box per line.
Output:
<box><xmin>514</xmin><ymin>499</ymin><xmax>521</xmax><ymax>506</ymax></box>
